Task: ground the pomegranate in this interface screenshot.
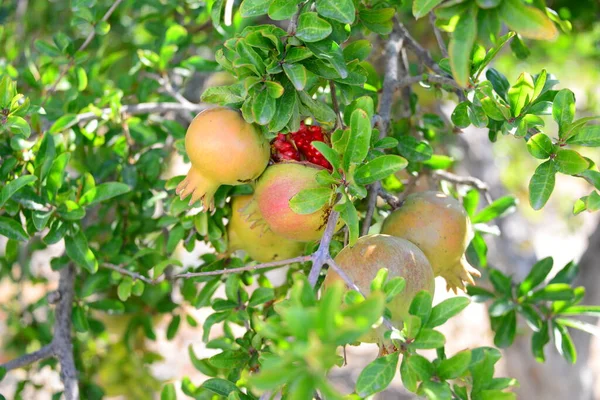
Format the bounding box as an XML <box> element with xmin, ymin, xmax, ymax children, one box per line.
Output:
<box><xmin>176</xmin><ymin>107</ymin><xmax>270</xmax><ymax>210</ymax></box>
<box><xmin>381</xmin><ymin>191</ymin><xmax>480</xmax><ymax>293</ymax></box>
<box><xmin>228</xmin><ymin>195</ymin><xmax>305</xmax><ymax>262</ymax></box>
<box><xmin>323</xmin><ymin>234</ymin><xmax>435</xmax><ymax>344</ymax></box>
<box><xmin>247</xmin><ymin>162</ymin><xmax>341</xmax><ymax>242</ymax></box>
<box><xmin>271</xmin><ymin>123</ymin><xmax>332</xmax><ymax>170</ymax></box>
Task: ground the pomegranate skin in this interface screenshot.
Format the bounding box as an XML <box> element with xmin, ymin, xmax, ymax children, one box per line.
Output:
<box><xmin>323</xmin><ymin>234</ymin><xmax>435</xmax><ymax>344</ymax></box>
<box><xmin>228</xmin><ymin>195</ymin><xmax>305</xmax><ymax>263</ymax></box>
<box><xmin>381</xmin><ymin>191</ymin><xmax>480</xmax><ymax>293</ymax></box>
<box><xmin>176</xmin><ymin>107</ymin><xmax>270</xmax><ymax>210</ymax></box>
<box><xmin>252</xmin><ymin>162</ymin><xmax>341</xmax><ymax>242</ymax></box>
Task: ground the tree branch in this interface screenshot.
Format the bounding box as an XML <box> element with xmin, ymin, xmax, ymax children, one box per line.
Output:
<box><xmin>52</xmin><ymin>265</ymin><xmax>79</xmax><ymax>400</ymax></box>
<box><xmin>102</xmin><ymin>262</ymin><xmax>158</xmax><ymax>284</ymax></box>
<box><xmin>308</xmin><ymin>210</ymin><xmax>340</xmax><ymax>287</ymax></box>
<box><xmin>396</xmin><ymin>19</ymin><xmax>442</xmax><ymax>74</ymax></box>
<box><xmin>76</xmin><ymin>102</ymin><xmax>207</xmax><ymax>124</ymax></box>
<box><xmin>173</xmin><ymin>256</ymin><xmax>312</xmax><ymax>279</ymax></box>
<box><xmin>0</xmin><ymin>344</ymin><xmax>54</xmax><ymax>372</ymax></box>
<box><xmin>432</xmin><ymin>170</ymin><xmax>493</xmax><ymax>204</ymax></box>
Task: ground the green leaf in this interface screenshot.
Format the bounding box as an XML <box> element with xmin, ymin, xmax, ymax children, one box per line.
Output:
<box><xmin>65</xmin><ymin>229</ymin><xmax>98</xmax><ymax>273</ymax></box>
<box><xmin>252</xmin><ymin>89</ymin><xmax>276</xmax><ymax>125</ymax></box>
<box><xmin>489</xmin><ymin>298</ymin><xmax>515</xmax><ymax>317</ymax></box>
<box><xmin>202</xmin><ymin>378</ymin><xmax>240</xmax><ymax>396</ymax></box>
<box><xmin>265</xmin><ymin>81</ymin><xmax>284</xmax><ymax>99</ymax></box>
<box><xmin>560</xmin><ymin>305</ymin><xmax>600</xmax><ymax>317</ymax></box>
<box><xmin>117</xmin><ymin>277</ymin><xmax>133</xmax><ymax>301</ymax></box>
<box><xmin>161</xmin><ymin>383</ymin><xmax>176</xmax><ymax>400</ymax></box>
<box><xmin>468</xmin><ymin>104</ymin><xmax>489</xmax><ymax>128</ymax></box>
<box><xmin>35</xmin><ymin>39</ymin><xmax>62</xmax><ymax>56</ymax></box>
<box><xmin>397</xmin><ymin>135</ymin><xmax>433</xmax><ymax>162</ymax></box>
<box><xmin>449</xmin><ymin>5</ymin><xmax>478</xmax><ymax>87</ymax></box>
<box><xmin>412</xmin><ymin>328</ymin><xmax>446</xmax><ymax>349</ymax></box>
<box><xmin>526</xmin><ymin>133</ymin><xmax>554</xmax><ymax>160</ymax></box>
<box><xmin>6</xmin><ymin>116</ymin><xmax>31</xmax><ymax>137</ymax></box>
<box><xmin>95</xmin><ymin>20</ymin><xmax>110</xmax><ymax>35</ymax></box>
<box><xmin>518</xmin><ymin>257</ymin><xmax>553</xmax><ymax>295</ymax></box>
<box><xmin>343</xmin><ymin>109</ymin><xmax>371</xmax><ymax>170</ymax></box>
<box><xmin>239</xmin><ymin>0</ymin><xmax>271</xmax><ymax>17</ymax></box>
<box><xmin>498</xmin><ymin>0</ymin><xmax>558</xmax><ymax>40</ymax></box>
<box><xmin>406</xmin><ymin>354</ymin><xmax>434</xmax><ymax>381</ymax></box>
<box><xmin>472</xmin><ymin>196</ymin><xmax>517</xmax><ymax>223</ymax></box>
<box><xmin>508</xmin><ymin>72</ymin><xmax>534</xmax><ymax>117</ymax></box>
<box><xmin>283</xmin><ymin>63</ymin><xmax>308</xmax><ymax>91</ymax></box>
<box><xmin>409</xmin><ymin>290</ymin><xmax>433</xmax><ymax>325</ymax></box>
<box><xmin>209</xmin><ymin>350</ymin><xmax>251</xmax><ymax>369</ymax></box>
<box><xmin>566</xmin><ymin>125</ymin><xmax>600</xmax><ymax>147</ymax></box>
<box><xmin>437</xmin><ymin>350</ymin><xmax>472</xmax><ymax>380</ymax></box>
<box><xmin>419</xmin><ymin>381</ymin><xmax>453</xmax><ymax>400</ymax></box>
<box><xmin>249</xmin><ymin>287</ymin><xmax>275</xmax><ymax>307</ymax></box>
<box><xmin>359</xmin><ymin>8</ymin><xmax>395</xmax><ymax>35</ymax></box>
<box><xmin>355</xmin><ymin>352</ymin><xmax>399</xmax><ymax>397</ymax></box>
<box><xmin>0</xmin><ymin>175</ymin><xmax>37</xmax><ymax>208</ymax></box>
<box><xmin>72</xmin><ymin>305</ymin><xmax>89</xmax><ymax>333</ymax></box>
<box><xmin>338</xmin><ymin>197</ymin><xmax>359</xmax><ymax>245</ymax></box>
<box><xmin>400</xmin><ymin>357</ymin><xmax>418</xmax><ymax>392</ymax></box>
<box><xmin>451</xmin><ymin>102</ymin><xmax>471</xmax><ymax>128</ymax></box>
<box><xmin>427</xmin><ymin>297</ymin><xmax>470</xmax><ymax>328</ymax></box>
<box><xmin>529</xmin><ymin>283</ymin><xmax>574</xmax><ymax>301</ymax></box>
<box><xmin>474</xmin><ymin>32</ymin><xmax>515</xmax><ymax>78</ymax></box>
<box><xmin>532</xmin><ymin>322</ymin><xmax>550</xmax><ymax>362</ymax></box>
<box><xmin>343</xmin><ymin>40</ymin><xmax>372</xmax><ymax>62</ymax></box>
<box><xmin>494</xmin><ymin>310</ymin><xmax>516</xmax><ymax>348</ymax></box>
<box><xmin>166</xmin><ymin>315</ymin><xmax>181</xmax><ymax>340</ymax></box>
<box><xmin>312</xmin><ymin>142</ymin><xmax>341</xmax><ymax>172</ymax></box>
<box><xmin>528</xmin><ymin>160</ymin><xmax>556</xmax><ymax>210</ymax></box>
<box><xmin>553</xmin><ymin>89</ymin><xmax>576</xmax><ymax>137</ymax></box>
<box><xmin>298</xmin><ymin>91</ymin><xmax>336</xmax><ymax>124</ymax></box>
<box><xmin>49</xmin><ymin>114</ymin><xmax>79</xmax><ymax>133</ymax></box>
<box><xmin>289</xmin><ymin>187</ymin><xmax>332</xmax><ymax>215</ymax></box>
<box><xmin>553</xmin><ymin>321</ymin><xmax>576</xmax><ymax>364</ymax></box>
<box><xmin>79</xmin><ymin>182</ymin><xmax>130</xmax><ymax>206</ymax></box>
<box><xmin>554</xmin><ymin>149</ymin><xmax>589</xmax><ymax>175</ymax></box>
<box><xmin>0</xmin><ymin>216</ymin><xmax>29</xmax><ymax>242</ymax></box>
<box><xmin>201</xmin><ymin>85</ymin><xmax>245</xmax><ymax>104</ymax></box>
<box><xmin>316</xmin><ymin>0</ymin><xmax>355</xmax><ymax>23</ymax></box>
<box><xmin>296</xmin><ymin>12</ymin><xmax>332</xmax><ymax>43</ymax></box>
<box><xmin>478</xmin><ymin>390</ymin><xmax>516</xmax><ymax>400</ymax></box>
<box><xmin>268</xmin><ymin>0</ymin><xmax>302</xmax><ymax>20</ymax></box>
<box><xmin>519</xmin><ymin>304</ymin><xmax>543</xmax><ymax>332</ymax></box>
<box><xmin>413</xmin><ymin>0</ymin><xmax>444</xmax><ymax>19</ymax></box>
<box><xmin>354</xmin><ymin>155</ymin><xmax>408</xmax><ymax>186</ymax></box>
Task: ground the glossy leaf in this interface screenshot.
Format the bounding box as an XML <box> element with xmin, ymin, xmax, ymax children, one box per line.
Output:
<box><xmin>449</xmin><ymin>5</ymin><xmax>478</xmax><ymax>87</ymax></box>
<box><xmin>316</xmin><ymin>0</ymin><xmax>355</xmax><ymax>24</ymax></box>
<box><xmin>355</xmin><ymin>352</ymin><xmax>399</xmax><ymax>397</ymax></box>
<box><xmin>354</xmin><ymin>155</ymin><xmax>408</xmax><ymax>186</ymax></box>
<box><xmin>498</xmin><ymin>0</ymin><xmax>558</xmax><ymax>40</ymax></box>
<box><xmin>529</xmin><ymin>160</ymin><xmax>556</xmax><ymax>210</ymax></box>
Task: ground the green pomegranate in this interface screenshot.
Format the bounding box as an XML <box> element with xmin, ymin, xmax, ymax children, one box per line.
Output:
<box><xmin>323</xmin><ymin>234</ymin><xmax>435</xmax><ymax>344</ymax></box>
<box><xmin>381</xmin><ymin>191</ymin><xmax>480</xmax><ymax>293</ymax></box>
<box><xmin>228</xmin><ymin>195</ymin><xmax>305</xmax><ymax>262</ymax></box>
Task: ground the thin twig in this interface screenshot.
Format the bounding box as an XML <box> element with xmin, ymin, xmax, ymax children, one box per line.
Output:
<box><xmin>432</xmin><ymin>170</ymin><xmax>493</xmax><ymax>204</ymax></box>
<box><xmin>145</xmin><ymin>72</ymin><xmax>198</xmax><ymax>109</ymax></box>
<box><xmin>329</xmin><ymin>81</ymin><xmax>344</xmax><ymax>130</ymax></box>
<box><xmin>397</xmin><ymin>174</ymin><xmax>419</xmax><ymax>203</ymax></box>
<box><xmin>378</xmin><ymin>188</ymin><xmax>402</xmax><ymax>209</ymax></box>
<box><xmin>0</xmin><ymin>344</ymin><xmax>54</xmax><ymax>371</ymax></box>
<box><xmin>102</xmin><ymin>263</ymin><xmax>158</xmax><ymax>284</ymax></box>
<box><xmin>429</xmin><ymin>13</ymin><xmax>448</xmax><ymax>58</ymax></box>
<box><xmin>42</xmin><ymin>0</ymin><xmax>124</xmax><ymax>104</ymax></box>
<box><xmin>308</xmin><ymin>210</ymin><xmax>340</xmax><ymax>287</ymax></box>
<box><xmin>174</xmin><ymin>255</ymin><xmax>312</xmax><ymax>279</ymax></box>
<box><xmin>287</xmin><ymin>1</ymin><xmax>307</xmax><ymax>35</ymax></box>
<box><xmin>396</xmin><ymin>19</ymin><xmax>442</xmax><ymax>74</ymax></box>
<box><xmin>395</xmin><ymin>74</ymin><xmax>462</xmax><ymax>91</ymax></box>
<box><xmin>362</xmin><ymin>183</ymin><xmax>380</xmax><ymax>236</ymax></box>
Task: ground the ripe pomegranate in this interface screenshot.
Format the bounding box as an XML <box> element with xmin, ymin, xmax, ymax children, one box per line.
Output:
<box><xmin>176</xmin><ymin>107</ymin><xmax>270</xmax><ymax>210</ymax></box>
<box><xmin>323</xmin><ymin>234</ymin><xmax>435</xmax><ymax>344</ymax></box>
<box><xmin>381</xmin><ymin>191</ymin><xmax>480</xmax><ymax>293</ymax></box>
<box><xmin>248</xmin><ymin>162</ymin><xmax>341</xmax><ymax>242</ymax></box>
<box><xmin>228</xmin><ymin>195</ymin><xmax>305</xmax><ymax>262</ymax></box>
<box><xmin>271</xmin><ymin>123</ymin><xmax>332</xmax><ymax>170</ymax></box>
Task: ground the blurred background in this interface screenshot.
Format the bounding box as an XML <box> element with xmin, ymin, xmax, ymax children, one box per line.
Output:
<box><xmin>1</xmin><ymin>0</ymin><xmax>600</xmax><ymax>399</ymax></box>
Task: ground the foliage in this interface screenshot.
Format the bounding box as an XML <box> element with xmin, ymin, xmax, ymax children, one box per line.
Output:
<box><xmin>1</xmin><ymin>0</ymin><xmax>599</xmax><ymax>399</ymax></box>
